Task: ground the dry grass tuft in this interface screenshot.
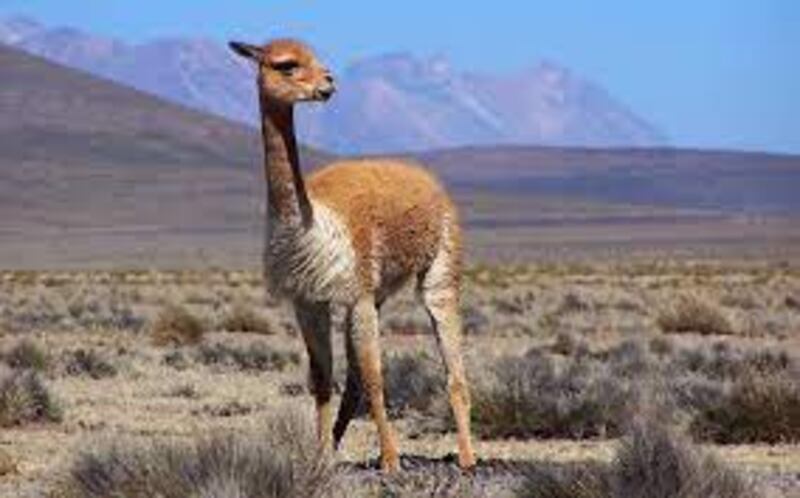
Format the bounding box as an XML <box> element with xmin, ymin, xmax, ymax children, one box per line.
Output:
<box><xmin>383</xmin><ymin>352</ymin><xmax>446</xmax><ymax>419</ymax></box>
<box><xmin>150</xmin><ymin>304</ymin><xmax>207</xmax><ymax>346</ymax></box>
<box><xmin>0</xmin><ymin>367</ymin><xmax>62</xmax><ymax>427</ymax></box>
<box><xmin>196</xmin><ymin>341</ymin><xmax>300</xmax><ymax>372</ymax></box>
<box><xmin>657</xmin><ymin>294</ymin><xmax>735</xmax><ymax>336</ymax></box>
<box><xmin>691</xmin><ymin>373</ymin><xmax>800</xmax><ymax>444</ymax></box>
<box><xmin>0</xmin><ymin>447</ymin><xmax>17</xmax><ymax>476</ymax></box>
<box><xmin>2</xmin><ymin>339</ymin><xmax>48</xmax><ymax>371</ymax></box>
<box><xmin>56</xmin><ymin>412</ymin><xmax>336</xmax><ymax>498</ymax></box>
<box><xmin>63</xmin><ymin>349</ymin><xmax>117</xmax><ymax>379</ymax></box>
<box><xmin>219</xmin><ymin>303</ymin><xmax>278</xmax><ymax>335</ymax></box>
<box><xmin>517</xmin><ymin>421</ymin><xmax>757</xmax><ymax>498</ymax></box>
<box><xmin>472</xmin><ymin>349</ymin><xmax>638</xmax><ymax>440</ymax></box>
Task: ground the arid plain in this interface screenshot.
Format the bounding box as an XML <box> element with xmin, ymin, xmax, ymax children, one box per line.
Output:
<box><xmin>0</xmin><ymin>252</ymin><xmax>798</xmax><ymax>497</ymax></box>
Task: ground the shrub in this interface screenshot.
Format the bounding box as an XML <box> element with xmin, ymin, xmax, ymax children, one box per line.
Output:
<box><xmin>196</xmin><ymin>341</ymin><xmax>300</xmax><ymax>372</ymax></box>
<box><xmin>551</xmin><ymin>332</ymin><xmax>582</xmax><ymax>356</ymax></box>
<box><xmin>219</xmin><ymin>304</ymin><xmax>277</xmax><ymax>335</ymax></box>
<box><xmin>166</xmin><ymin>383</ymin><xmax>199</xmax><ymax>399</ymax></box>
<box><xmin>151</xmin><ymin>304</ymin><xmax>206</xmax><ymax>346</ymax></box>
<box><xmin>57</xmin><ymin>412</ymin><xmax>335</xmax><ymax>498</ymax></box>
<box><xmin>0</xmin><ymin>448</ymin><xmax>16</xmax><ymax>476</ymax></box>
<box><xmin>470</xmin><ymin>333</ymin><xmax>799</xmax><ymax>444</ymax></box>
<box><xmin>691</xmin><ymin>373</ymin><xmax>800</xmax><ymax>444</ymax></box>
<box><xmin>197</xmin><ymin>400</ymin><xmax>253</xmax><ymax>418</ymax></box>
<box><xmin>63</xmin><ymin>349</ymin><xmax>117</xmax><ymax>379</ymax></box>
<box><xmin>557</xmin><ymin>291</ymin><xmax>592</xmax><ymax>315</ymax></box>
<box><xmin>68</xmin><ymin>296</ymin><xmax>145</xmax><ymax>331</ymax></box>
<box><xmin>0</xmin><ymin>367</ymin><xmax>62</xmax><ymax>426</ymax></box>
<box><xmin>383</xmin><ymin>352</ymin><xmax>445</xmax><ymax>418</ymax></box>
<box><xmin>517</xmin><ymin>463</ymin><xmax>610</xmax><ymax>498</ymax></box>
<box><xmin>162</xmin><ymin>350</ymin><xmax>190</xmax><ymax>370</ymax></box>
<box><xmin>462</xmin><ymin>304</ymin><xmax>490</xmax><ymax>335</ymax></box>
<box><xmin>672</xmin><ymin>342</ymin><xmax>792</xmax><ymax>382</ymax></box>
<box><xmin>472</xmin><ymin>350</ymin><xmax>637</xmax><ymax>439</ymax></box>
<box><xmin>2</xmin><ymin>339</ymin><xmax>48</xmax><ymax>371</ymax></box>
<box><xmin>657</xmin><ymin>294</ymin><xmax>734</xmax><ymax>335</ymax></box>
<box><xmin>516</xmin><ymin>421</ymin><xmax>756</xmax><ymax>498</ymax></box>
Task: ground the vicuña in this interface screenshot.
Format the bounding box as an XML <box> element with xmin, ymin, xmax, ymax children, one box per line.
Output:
<box><xmin>229</xmin><ymin>38</ymin><xmax>476</xmax><ymax>472</ymax></box>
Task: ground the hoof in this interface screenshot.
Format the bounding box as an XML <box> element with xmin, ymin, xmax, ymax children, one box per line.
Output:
<box><xmin>380</xmin><ymin>452</ymin><xmax>400</xmax><ymax>473</ymax></box>
<box><xmin>458</xmin><ymin>453</ymin><xmax>477</xmax><ymax>471</ymax></box>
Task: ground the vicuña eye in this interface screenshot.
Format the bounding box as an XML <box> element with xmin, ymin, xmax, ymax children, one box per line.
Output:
<box><xmin>271</xmin><ymin>60</ymin><xmax>300</xmax><ymax>73</ymax></box>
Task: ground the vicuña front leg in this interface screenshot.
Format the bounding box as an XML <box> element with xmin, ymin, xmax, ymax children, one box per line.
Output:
<box><xmin>295</xmin><ymin>300</ymin><xmax>334</xmax><ymax>453</ymax></box>
<box><xmin>350</xmin><ymin>296</ymin><xmax>399</xmax><ymax>472</ymax></box>
<box><xmin>333</xmin><ymin>324</ymin><xmax>364</xmax><ymax>449</ymax></box>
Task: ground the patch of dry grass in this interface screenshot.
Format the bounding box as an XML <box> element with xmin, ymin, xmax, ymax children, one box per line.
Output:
<box><xmin>62</xmin><ymin>349</ymin><xmax>117</xmax><ymax>379</ymax></box>
<box><xmin>0</xmin><ymin>367</ymin><xmax>62</xmax><ymax>427</ymax></box>
<box><xmin>472</xmin><ymin>348</ymin><xmax>638</xmax><ymax>440</ymax></box>
<box><xmin>657</xmin><ymin>294</ymin><xmax>735</xmax><ymax>336</ymax></box>
<box><xmin>383</xmin><ymin>351</ymin><xmax>446</xmax><ymax>419</ymax></box>
<box><xmin>55</xmin><ymin>412</ymin><xmax>335</xmax><ymax>498</ymax></box>
<box><xmin>219</xmin><ymin>303</ymin><xmax>278</xmax><ymax>335</ymax></box>
<box><xmin>2</xmin><ymin>339</ymin><xmax>48</xmax><ymax>372</ymax></box>
<box><xmin>195</xmin><ymin>341</ymin><xmax>300</xmax><ymax>372</ymax></box>
<box><xmin>517</xmin><ymin>421</ymin><xmax>757</xmax><ymax>498</ymax></box>
<box><xmin>150</xmin><ymin>303</ymin><xmax>207</xmax><ymax>346</ymax></box>
<box><xmin>691</xmin><ymin>373</ymin><xmax>800</xmax><ymax>444</ymax></box>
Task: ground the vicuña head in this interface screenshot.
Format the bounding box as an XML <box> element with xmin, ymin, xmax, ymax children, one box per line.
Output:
<box><xmin>229</xmin><ymin>38</ymin><xmax>476</xmax><ymax>473</ymax></box>
<box><xmin>229</xmin><ymin>39</ymin><xmax>335</xmax><ymax>104</ymax></box>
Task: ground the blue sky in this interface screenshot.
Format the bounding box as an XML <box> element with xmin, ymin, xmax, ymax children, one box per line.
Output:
<box><xmin>2</xmin><ymin>1</ymin><xmax>798</xmax><ymax>154</ymax></box>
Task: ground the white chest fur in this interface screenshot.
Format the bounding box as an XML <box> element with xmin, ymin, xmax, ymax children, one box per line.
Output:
<box><xmin>265</xmin><ymin>201</ymin><xmax>357</xmax><ymax>302</ymax></box>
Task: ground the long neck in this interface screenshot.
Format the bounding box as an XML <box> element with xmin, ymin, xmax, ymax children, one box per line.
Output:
<box><xmin>259</xmin><ymin>95</ymin><xmax>313</xmax><ymax>227</ymax></box>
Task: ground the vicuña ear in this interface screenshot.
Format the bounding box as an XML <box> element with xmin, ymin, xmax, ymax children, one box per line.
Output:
<box><xmin>228</xmin><ymin>41</ymin><xmax>263</xmax><ymax>61</ymax></box>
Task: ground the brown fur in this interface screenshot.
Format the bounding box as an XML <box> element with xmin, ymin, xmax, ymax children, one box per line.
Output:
<box><xmin>229</xmin><ymin>38</ymin><xmax>476</xmax><ymax>472</ymax></box>
<box><xmin>307</xmin><ymin>160</ymin><xmax>455</xmax><ymax>294</ymax></box>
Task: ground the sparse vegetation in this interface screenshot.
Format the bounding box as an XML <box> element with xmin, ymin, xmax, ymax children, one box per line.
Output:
<box><xmin>472</xmin><ymin>338</ymin><xmax>799</xmax><ymax>445</ymax></box>
<box><xmin>657</xmin><ymin>294</ymin><xmax>735</xmax><ymax>335</ymax></box>
<box><xmin>516</xmin><ymin>421</ymin><xmax>756</xmax><ymax>498</ymax></box>
<box><xmin>57</xmin><ymin>413</ymin><xmax>335</xmax><ymax>498</ymax></box>
<box><xmin>2</xmin><ymin>339</ymin><xmax>48</xmax><ymax>371</ymax></box>
<box><xmin>691</xmin><ymin>373</ymin><xmax>800</xmax><ymax>444</ymax></box>
<box><xmin>196</xmin><ymin>341</ymin><xmax>300</xmax><ymax>372</ymax></box>
<box><xmin>472</xmin><ymin>348</ymin><xmax>638</xmax><ymax>440</ymax></box>
<box><xmin>63</xmin><ymin>349</ymin><xmax>117</xmax><ymax>379</ymax></box>
<box><xmin>150</xmin><ymin>303</ymin><xmax>207</xmax><ymax>345</ymax></box>
<box><xmin>1</xmin><ymin>264</ymin><xmax>798</xmax><ymax>496</ymax></box>
<box><xmin>0</xmin><ymin>367</ymin><xmax>62</xmax><ymax>427</ymax></box>
<box><xmin>219</xmin><ymin>303</ymin><xmax>278</xmax><ymax>335</ymax></box>
<box><xmin>383</xmin><ymin>352</ymin><xmax>446</xmax><ymax>418</ymax></box>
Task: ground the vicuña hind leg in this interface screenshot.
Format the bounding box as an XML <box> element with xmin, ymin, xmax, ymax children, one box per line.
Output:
<box><xmin>295</xmin><ymin>300</ymin><xmax>333</xmax><ymax>453</ymax></box>
<box><xmin>420</xmin><ymin>268</ymin><xmax>477</xmax><ymax>469</ymax></box>
<box><xmin>349</xmin><ymin>296</ymin><xmax>399</xmax><ymax>472</ymax></box>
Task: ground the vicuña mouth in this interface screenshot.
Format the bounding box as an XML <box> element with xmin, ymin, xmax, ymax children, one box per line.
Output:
<box><xmin>314</xmin><ymin>87</ymin><xmax>335</xmax><ymax>101</ymax></box>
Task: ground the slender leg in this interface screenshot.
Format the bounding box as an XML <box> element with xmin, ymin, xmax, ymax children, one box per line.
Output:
<box><xmin>295</xmin><ymin>300</ymin><xmax>333</xmax><ymax>453</ymax></box>
<box><xmin>420</xmin><ymin>270</ymin><xmax>477</xmax><ymax>469</ymax></box>
<box><xmin>349</xmin><ymin>296</ymin><xmax>399</xmax><ymax>472</ymax></box>
<box><xmin>333</xmin><ymin>324</ymin><xmax>364</xmax><ymax>449</ymax></box>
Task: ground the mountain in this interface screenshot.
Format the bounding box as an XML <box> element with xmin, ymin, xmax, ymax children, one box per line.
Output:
<box><xmin>0</xmin><ymin>43</ymin><xmax>326</xmax><ymax>243</ymax></box>
<box><xmin>1</xmin><ymin>37</ymin><xmax>797</xmax><ymax>268</ymax></box>
<box><xmin>0</xmin><ymin>16</ymin><xmax>665</xmax><ymax>154</ymax></box>
<box><xmin>300</xmin><ymin>54</ymin><xmax>665</xmax><ymax>153</ymax></box>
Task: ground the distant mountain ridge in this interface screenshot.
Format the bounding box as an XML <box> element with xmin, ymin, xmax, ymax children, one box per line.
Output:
<box><xmin>0</xmin><ymin>16</ymin><xmax>666</xmax><ymax>154</ymax></box>
<box><xmin>1</xmin><ymin>43</ymin><xmax>798</xmax><ymax>268</ymax></box>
